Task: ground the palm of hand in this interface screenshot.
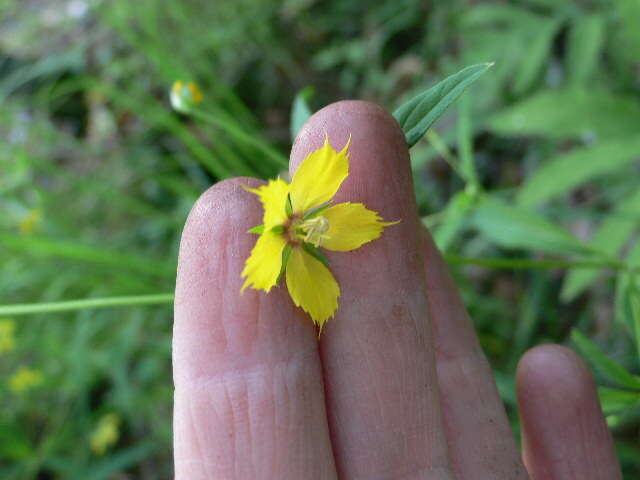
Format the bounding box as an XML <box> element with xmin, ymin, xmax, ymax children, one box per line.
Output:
<box><xmin>173</xmin><ymin>102</ymin><xmax>621</xmax><ymax>480</ymax></box>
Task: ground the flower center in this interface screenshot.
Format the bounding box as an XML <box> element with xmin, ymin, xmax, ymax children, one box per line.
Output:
<box><xmin>293</xmin><ymin>215</ymin><xmax>330</xmax><ymax>247</ymax></box>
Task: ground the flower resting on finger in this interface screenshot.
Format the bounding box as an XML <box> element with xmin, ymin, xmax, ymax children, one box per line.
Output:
<box><xmin>241</xmin><ymin>134</ymin><xmax>399</xmax><ymax>331</ymax></box>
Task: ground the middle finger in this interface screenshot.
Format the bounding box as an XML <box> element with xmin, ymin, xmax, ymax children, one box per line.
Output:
<box><xmin>290</xmin><ymin>101</ymin><xmax>453</xmax><ymax>479</ymax></box>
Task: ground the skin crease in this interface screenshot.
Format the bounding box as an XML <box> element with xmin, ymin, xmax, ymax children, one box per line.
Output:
<box><xmin>173</xmin><ymin>101</ymin><xmax>622</xmax><ymax>479</ymax></box>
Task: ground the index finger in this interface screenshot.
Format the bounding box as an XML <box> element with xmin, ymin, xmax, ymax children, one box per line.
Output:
<box><xmin>172</xmin><ymin>179</ymin><xmax>337</xmax><ymax>479</ymax></box>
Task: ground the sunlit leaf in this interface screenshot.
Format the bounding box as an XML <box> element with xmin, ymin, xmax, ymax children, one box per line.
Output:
<box><xmin>470</xmin><ymin>196</ymin><xmax>590</xmax><ymax>255</ymax></box>
<box><xmin>598</xmin><ymin>386</ymin><xmax>640</xmax><ymax>415</ymax></box>
<box><xmin>489</xmin><ymin>88</ymin><xmax>640</xmax><ymax>140</ymax></box>
<box><xmin>517</xmin><ymin>138</ymin><xmax>640</xmax><ymax>207</ymax></box>
<box><xmin>571</xmin><ymin>329</ymin><xmax>640</xmax><ymax>391</ymax></box>
<box><xmin>561</xmin><ymin>189</ymin><xmax>640</xmax><ymax>301</ymax></box>
<box><xmin>512</xmin><ymin>18</ymin><xmax>560</xmax><ymax>95</ymax></box>
<box><xmin>567</xmin><ymin>14</ymin><xmax>605</xmax><ymax>85</ymax></box>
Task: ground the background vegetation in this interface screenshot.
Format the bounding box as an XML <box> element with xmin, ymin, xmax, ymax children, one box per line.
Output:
<box><xmin>1</xmin><ymin>0</ymin><xmax>639</xmax><ymax>478</ymax></box>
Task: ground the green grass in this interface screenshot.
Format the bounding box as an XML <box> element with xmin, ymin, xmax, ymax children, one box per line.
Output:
<box><xmin>1</xmin><ymin>0</ymin><xmax>640</xmax><ymax>478</ymax></box>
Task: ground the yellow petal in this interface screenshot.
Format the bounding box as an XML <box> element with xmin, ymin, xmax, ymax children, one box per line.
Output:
<box><xmin>290</xmin><ymin>135</ymin><xmax>349</xmax><ymax>213</ymax></box>
<box><xmin>286</xmin><ymin>247</ymin><xmax>340</xmax><ymax>328</ymax></box>
<box><xmin>245</xmin><ymin>178</ymin><xmax>290</xmax><ymax>229</ymax></box>
<box><xmin>322</xmin><ymin>202</ymin><xmax>399</xmax><ymax>252</ymax></box>
<box><xmin>241</xmin><ymin>232</ymin><xmax>287</xmax><ymax>293</ymax></box>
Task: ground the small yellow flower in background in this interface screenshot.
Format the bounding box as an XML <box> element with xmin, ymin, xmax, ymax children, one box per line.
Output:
<box><xmin>0</xmin><ymin>319</ymin><xmax>16</xmax><ymax>353</ymax></box>
<box><xmin>170</xmin><ymin>80</ymin><xmax>203</xmax><ymax>113</ymax></box>
<box><xmin>241</xmin><ymin>135</ymin><xmax>398</xmax><ymax>330</ymax></box>
<box><xmin>19</xmin><ymin>208</ymin><xmax>42</xmax><ymax>234</ymax></box>
<box><xmin>90</xmin><ymin>413</ymin><xmax>121</xmax><ymax>455</ymax></box>
<box><xmin>9</xmin><ymin>366</ymin><xmax>42</xmax><ymax>393</ymax></box>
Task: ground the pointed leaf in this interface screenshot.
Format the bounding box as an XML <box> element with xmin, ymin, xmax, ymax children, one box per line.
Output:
<box><xmin>512</xmin><ymin>18</ymin><xmax>561</xmax><ymax>95</ymax></box>
<box><xmin>290</xmin><ymin>86</ymin><xmax>314</xmax><ymax>142</ymax></box>
<box><xmin>571</xmin><ymin>329</ymin><xmax>640</xmax><ymax>390</ymax></box>
<box><xmin>489</xmin><ymin>88</ymin><xmax>640</xmax><ymax>140</ymax></box>
<box><xmin>393</xmin><ymin>63</ymin><xmax>493</xmax><ymax>148</ymax></box>
<box><xmin>561</xmin><ymin>189</ymin><xmax>640</xmax><ymax>301</ymax></box>
<box><xmin>567</xmin><ymin>14</ymin><xmax>606</xmax><ymax>85</ymax></box>
<box><xmin>518</xmin><ymin>138</ymin><xmax>640</xmax><ymax>207</ymax></box>
<box><xmin>470</xmin><ymin>196</ymin><xmax>591</xmax><ymax>255</ymax></box>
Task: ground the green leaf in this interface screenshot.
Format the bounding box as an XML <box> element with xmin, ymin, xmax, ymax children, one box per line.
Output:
<box><xmin>489</xmin><ymin>88</ymin><xmax>640</xmax><ymax>140</ymax></box>
<box><xmin>512</xmin><ymin>18</ymin><xmax>561</xmax><ymax>95</ymax></box>
<box><xmin>0</xmin><ymin>233</ymin><xmax>174</xmax><ymax>278</ymax></box>
<box><xmin>571</xmin><ymin>329</ymin><xmax>640</xmax><ymax>390</ymax></box>
<box><xmin>517</xmin><ymin>137</ymin><xmax>640</xmax><ymax>207</ymax></box>
<box><xmin>461</xmin><ymin>4</ymin><xmax>541</xmax><ymax>28</ymax></box>
<box><xmin>270</xmin><ymin>225</ymin><xmax>285</xmax><ymax>234</ymax></box>
<box><xmin>393</xmin><ymin>63</ymin><xmax>493</xmax><ymax>148</ymax></box>
<box><xmin>469</xmin><ymin>196</ymin><xmax>590</xmax><ymax>255</ymax></box>
<box><xmin>598</xmin><ymin>387</ymin><xmax>640</xmax><ymax>415</ymax></box>
<box><xmin>247</xmin><ymin>224</ymin><xmax>264</xmax><ymax>234</ymax></box>
<box><xmin>566</xmin><ymin>14</ymin><xmax>606</xmax><ymax>85</ymax></box>
<box><xmin>301</xmin><ymin>242</ymin><xmax>330</xmax><ymax>266</ymax></box>
<box><xmin>630</xmin><ymin>282</ymin><xmax>640</xmax><ymax>364</ymax></box>
<box><xmin>456</xmin><ymin>94</ymin><xmax>478</xmax><ymax>186</ymax></box>
<box><xmin>432</xmin><ymin>191</ymin><xmax>474</xmax><ymax>252</ymax></box>
<box><xmin>561</xmin><ymin>189</ymin><xmax>640</xmax><ymax>301</ymax></box>
<box><xmin>290</xmin><ymin>86</ymin><xmax>314</xmax><ymax>142</ymax></box>
<box><xmin>615</xmin><ymin>242</ymin><xmax>640</xmax><ymax>327</ymax></box>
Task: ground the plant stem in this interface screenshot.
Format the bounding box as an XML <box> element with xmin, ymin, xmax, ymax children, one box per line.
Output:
<box><xmin>0</xmin><ymin>294</ymin><xmax>174</xmax><ymax>316</ymax></box>
<box><xmin>0</xmin><ymin>256</ymin><xmax>631</xmax><ymax>317</ymax></box>
<box><xmin>445</xmin><ymin>255</ymin><xmax>628</xmax><ymax>271</ymax></box>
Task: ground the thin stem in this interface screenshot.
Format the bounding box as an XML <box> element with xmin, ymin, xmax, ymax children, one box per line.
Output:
<box><xmin>444</xmin><ymin>255</ymin><xmax>629</xmax><ymax>272</ymax></box>
<box><xmin>0</xmin><ymin>293</ymin><xmax>174</xmax><ymax>316</ymax></box>
<box><xmin>0</xmin><ymin>257</ymin><xmax>631</xmax><ymax>317</ymax></box>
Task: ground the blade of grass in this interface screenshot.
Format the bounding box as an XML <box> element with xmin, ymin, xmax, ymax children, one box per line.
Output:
<box><xmin>0</xmin><ymin>233</ymin><xmax>175</xmax><ymax>279</ymax></box>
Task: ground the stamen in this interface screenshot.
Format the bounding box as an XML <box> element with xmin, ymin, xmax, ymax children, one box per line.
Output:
<box><xmin>300</xmin><ymin>216</ymin><xmax>330</xmax><ymax>247</ymax></box>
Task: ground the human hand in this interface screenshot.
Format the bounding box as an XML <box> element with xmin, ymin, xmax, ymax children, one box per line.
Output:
<box><xmin>173</xmin><ymin>102</ymin><xmax>621</xmax><ymax>479</ymax></box>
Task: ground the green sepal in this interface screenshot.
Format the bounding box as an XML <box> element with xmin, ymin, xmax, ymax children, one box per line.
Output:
<box><xmin>285</xmin><ymin>194</ymin><xmax>293</xmax><ymax>217</ymax></box>
<box><xmin>302</xmin><ymin>242</ymin><xmax>330</xmax><ymax>267</ymax></box>
<box><xmin>277</xmin><ymin>245</ymin><xmax>293</xmax><ymax>284</ymax></box>
<box><xmin>247</xmin><ymin>224</ymin><xmax>264</xmax><ymax>234</ymax></box>
<box><xmin>270</xmin><ymin>225</ymin><xmax>285</xmax><ymax>234</ymax></box>
<box><xmin>303</xmin><ymin>201</ymin><xmax>332</xmax><ymax>220</ymax></box>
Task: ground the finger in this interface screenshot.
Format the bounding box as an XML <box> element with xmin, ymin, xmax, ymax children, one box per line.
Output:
<box><xmin>290</xmin><ymin>101</ymin><xmax>453</xmax><ymax>479</ymax></box>
<box><xmin>173</xmin><ymin>179</ymin><xmax>337</xmax><ymax>479</ymax></box>
<box><xmin>420</xmin><ymin>230</ymin><xmax>529</xmax><ymax>479</ymax></box>
<box><xmin>517</xmin><ymin>345</ymin><xmax>621</xmax><ymax>480</ymax></box>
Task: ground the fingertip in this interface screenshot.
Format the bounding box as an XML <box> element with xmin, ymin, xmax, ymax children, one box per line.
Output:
<box><xmin>181</xmin><ymin>177</ymin><xmax>261</xmax><ymax>237</ymax></box>
<box><xmin>173</xmin><ymin>179</ymin><xmax>337</xmax><ymax>478</ymax></box>
<box><xmin>174</xmin><ymin>178</ymin><xmax>265</xmax><ymax>378</ymax></box>
<box><xmin>517</xmin><ymin>344</ymin><xmax>621</xmax><ymax>479</ymax></box>
<box><xmin>517</xmin><ymin>344</ymin><xmax>595</xmax><ymax>404</ymax></box>
<box><xmin>291</xmin><ymin>100</ymin><xmax>407</xmax><ymax>180</ymax></box>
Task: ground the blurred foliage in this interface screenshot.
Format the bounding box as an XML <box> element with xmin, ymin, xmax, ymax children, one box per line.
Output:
<box><xmin>1</xmin><ymin>0</ymin><xmax>640</xmax><ymax>478</ymax></box>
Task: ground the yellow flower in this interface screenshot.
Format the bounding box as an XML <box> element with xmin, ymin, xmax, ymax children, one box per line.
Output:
<box><xmin>19</xmin><ymin>209</ymin><xmax>42</xmax><ymax>234</ymax></box>
<box><xmin>0</xmin><ymin>319</ymin><xmax>16</xmax><ymax>353</ymax></box>
<box><xmin>8</xmin><ymin>366</ymin><xmax>42</xmax><ymax>393</ymax></box>
<box><xmin>170</xmin><ymin>80</ymin><xmax>203</xmax><ymax>113</ymax></box>
<box><xmin>241</xmin><ymin>135</ymin><xmax>398</xmax><ymax>329</ymax></box>
<box><xmin>90</xmin><ymin>413</ymin><xmax>121</xmax><ymax>455</ymax></box>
